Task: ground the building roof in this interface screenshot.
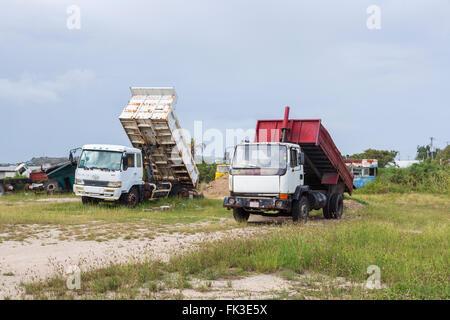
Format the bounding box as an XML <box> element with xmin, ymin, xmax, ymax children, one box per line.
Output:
<box><xmin>0</xmin><ymin>166</ymin><xmax>17</xmax><ymax>172</ymax></box>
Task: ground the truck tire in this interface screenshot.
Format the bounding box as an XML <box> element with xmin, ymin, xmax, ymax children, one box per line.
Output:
<box><xmin>233</xmin><ymin>208</ymin><xmax>250</xmax><ymax>223</ymax></box>
<box><xmin>329</xmin><ymin>193</ymin><xmax>344</xmax><ymax>219</ymax></box>
<box><xmin>44</xmin><ymin>180</ymin><xmax>59</xmax><ymax>194</ymax></box>
<box><xmin>125</xmin><ymin>187</ymin><xmax>140</xmax><ymax>208</ymax></box>
<box><xmin>292</xmin><ymin>196</ymin><xmax>310</xmax><ymax>223</ymax></box>
<box><xmin>323</xmin><ymin>201</ymin><xmax>332</xmax><ymax>219</ymax></box>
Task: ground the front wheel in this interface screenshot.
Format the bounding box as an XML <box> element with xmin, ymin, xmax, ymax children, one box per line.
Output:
<box><xmin>292</xmin><ymin>196</ymin><xmax>310</xmax><ymax>223</ymax></box>
<box><xmin>124</xmin><ymin>187</ymin><xmax>140</xmax><ymax>208</ymax></box>
<box><xmin>233</xmin><ymin>207</ymin><xmax>250</xmax><ymax>223</ymax></box>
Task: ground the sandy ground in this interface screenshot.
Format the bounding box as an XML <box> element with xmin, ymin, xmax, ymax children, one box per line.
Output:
<box><xmin>0</xmin><ymin>226</ymin><xmax>263</xmax><ymax>299</ymax></box>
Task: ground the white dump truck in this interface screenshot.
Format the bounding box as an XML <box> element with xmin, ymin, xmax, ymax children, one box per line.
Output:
<box><xmin>73</xmin><ymin>87</ymin><xmax>199</xmax><ymax>207</ymax></box>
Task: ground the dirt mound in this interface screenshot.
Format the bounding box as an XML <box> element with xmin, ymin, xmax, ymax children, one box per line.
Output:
<box><xmin>344</xmin><ymin>199</ymin><xmax>365</xmax><ymax>211</ymax></box>
<box><xmin>200</xmin><ymin>175</ymin><xmax>229</xmax><ymax>199</ymax></box>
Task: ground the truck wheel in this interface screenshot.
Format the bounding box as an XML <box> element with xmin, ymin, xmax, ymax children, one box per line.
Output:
<box><xmin>329</xmin><ymin>193</ymin><xmax>344</xmax><ymax>219</ymax></box>
<box><xmin>45</xmin><ymin>180</ymin><xmax>59</xmax><ymax>194</ymax></box>
<box><xmin>292</xmin><ymin>196</ymin><xmax>310</xmax><ymax>223</ymax></box>
<box><xmin>323</xmin><ymin>202</ymin><xmax>332</xmax><ymax>219</ymax></box>
<box><xmin>233</xmin><ymin>208</ymin><xmax>250</xmax><ymax>223</ymax></box>
<box><xmin>125</xmin><ymin>187</ymin><xmax>140</xmax><ymax>208</ymax></box>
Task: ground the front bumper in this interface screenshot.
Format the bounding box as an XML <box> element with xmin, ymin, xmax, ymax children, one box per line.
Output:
<box><xmin>73</xmin><ymin>184</ymin><xmax>122</xmax><ymax>200</ymax></box>
<box><xmin>223</xmin><ymin>196</ymin><xmax>291</xmax><ymax>211</ymax></box>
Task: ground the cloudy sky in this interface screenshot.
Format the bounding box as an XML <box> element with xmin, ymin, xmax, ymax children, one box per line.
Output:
<box><xmin>0</xmin><ymin>0</ymin><xmax>449</xmax><ymax>163</ymax></box>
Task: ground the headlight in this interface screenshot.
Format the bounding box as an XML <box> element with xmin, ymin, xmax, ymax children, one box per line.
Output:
<box><xmin>107</xmin><ymin>181</ymin><xmax>122</xmax><ymax>188</ymax></box>
<box><xmin>76</xmin><ymin>179</ymin><xmax>84</xmax><ymax>185</ymax></box>
<box><xmin>228</xmin><ymin>198</ymin><xmax>235</xmax><ymax>205</ymax></box>
<box><xmin>275</xmin><ymin>200</ymin><xmax>284</xmax><ymax>209</ymax></box>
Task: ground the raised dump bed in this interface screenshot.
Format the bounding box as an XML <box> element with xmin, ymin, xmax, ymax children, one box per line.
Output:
<box><xmin>255</xmin><ymin>116</ymin><xmax>353</xmax><ymax>194</ymax></box>
<box><xmin>119</xmin><ymin>87</ymin><xmax>199</xmax><ymax>188</ymax></box>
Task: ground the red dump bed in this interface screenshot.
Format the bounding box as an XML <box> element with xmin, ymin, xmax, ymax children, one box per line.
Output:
<box><xmin>255</xmin><ymin>117</ymin><xmax>353</xmax><ymax>194</ymax></box>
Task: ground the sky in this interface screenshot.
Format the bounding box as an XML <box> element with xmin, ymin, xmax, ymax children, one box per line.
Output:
<box><xmin>0</xmin><ymin>0</ymin><xmax>449</xmax><ymax>163</ymax></box>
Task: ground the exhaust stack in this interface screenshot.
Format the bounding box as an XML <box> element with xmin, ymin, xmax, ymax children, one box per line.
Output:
<box><xmin>280</xmin><ymin>106</ymin><xmax>290</xmax><ymax>142</ymax></box>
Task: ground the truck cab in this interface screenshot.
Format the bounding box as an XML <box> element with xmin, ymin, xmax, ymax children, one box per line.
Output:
<box><xmin>224</xmin><ymin>142</ymin><xmax>314</xmax><ymax>222</ymax></box>
<box><xmin>229</xmin><ymin>142</ymin><xmax>304</xmax><ymax>195</ymax></box>
<box><xmin>73</xmin><ymin>144</ymin><xmax>144</xmax><ymax>207</ymax></box>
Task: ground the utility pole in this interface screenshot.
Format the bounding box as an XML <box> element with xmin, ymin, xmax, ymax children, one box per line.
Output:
<box><xmin>429</xmin><ymin>137</ymin><xmax>435</xmax><ymax>160</ymax></box>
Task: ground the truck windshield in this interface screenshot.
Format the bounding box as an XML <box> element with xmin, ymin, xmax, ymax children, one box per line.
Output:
<box><xmin>232</xmin><ymin>145</ymin><xmax>287</xmax><ymax>170</ymax></box>
<box><xmin>78</xmin><ymin>150</ymin><xmax>122</xmax><ymax>171</ymax></box>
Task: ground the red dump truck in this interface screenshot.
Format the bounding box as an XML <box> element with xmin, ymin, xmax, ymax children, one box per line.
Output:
<box><xmin>223</xmin><ymin>107</ymin><xmax>353</xmax><ymax>223</ymax></box>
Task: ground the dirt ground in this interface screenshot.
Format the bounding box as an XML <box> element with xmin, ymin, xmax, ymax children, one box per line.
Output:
<box><xmin>200</xmin><ymin>175</ymin><xmax>229</xmax><ymax>199</ymax></box>
<box><xmin>0</xmin><ymin>185</ymin><xmax>365</xmax><ymax>299</ymax></box>
<box><xmin>0</xmin><ymin>224</ymin><xmax>267</xmax><ymax>299</ymax></box>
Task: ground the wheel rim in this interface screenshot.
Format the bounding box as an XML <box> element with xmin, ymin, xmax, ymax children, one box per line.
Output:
<box><xmin>129</xmin><ymin>193</ymin><xmax>137</xmax><ymax>206</ymax></box>
<box><xmin>301</xmin><ymin>204</ymin><xmax>308</xmax><ymax>222</ymax></box>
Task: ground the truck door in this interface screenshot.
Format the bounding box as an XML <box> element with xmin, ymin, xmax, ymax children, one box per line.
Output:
<box><xmin>288</xmin><ymin>147</ymin><xmax>302</xmax><ymax>193</ymax></box>
<box><xmin>122</xmin><ymin>153</ymin><xmax>136</xmax><ymax>192</ymax></box>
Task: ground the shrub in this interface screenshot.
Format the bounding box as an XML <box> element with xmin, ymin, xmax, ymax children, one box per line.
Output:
<box><xmin>356</xmin><ymin>162</ymin><xmax>450</xmax><ymax>195</ymax></box>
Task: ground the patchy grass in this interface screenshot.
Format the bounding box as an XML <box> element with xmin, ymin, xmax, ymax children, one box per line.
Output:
<box><xmin>0</xmin><ymin>192</ymin><xmax>77</xmax><ymax>203</ymax></box>
<box><xmin>0</xmin><ymin>197</ymin><xmax>226</xmax><ymax>225</ymax></box>
<box><xmin>0</xmin><ymin>196</ymin><xmax>234</xmax><ymax>242</ymax></box>
<box><xmin>23</xmin><ymin>193</ymin><xmax>449</xmax><ymax>299</ymax></box>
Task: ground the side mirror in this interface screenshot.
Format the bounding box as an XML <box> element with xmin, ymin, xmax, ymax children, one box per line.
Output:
<box><xmin>122</xmin><ymin>154</ymin><xmax>128</xmax><ymax>171</ymax></box>
<box><xmin>69</xmin><ymin>152</ymin><xmax>74</xmax><ymax>164</ymax></box>
<box><xmin>298</xmin><ymin>152</ymin><xmax>305</xmax><ymax>165</ymax></box>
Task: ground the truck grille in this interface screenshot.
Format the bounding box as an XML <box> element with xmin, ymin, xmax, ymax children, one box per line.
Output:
<box><xmin>84</xmin><ymin>180</ymin><xmax>109</xmax><ymax>187</ymax></box>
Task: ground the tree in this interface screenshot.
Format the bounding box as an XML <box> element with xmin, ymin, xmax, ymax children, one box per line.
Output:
<box><xmin>416</xmin><ymin>145</ymin><xmax>440</xmax><ymax>161</ymax></box>
<box><xmin>350</xmin><ymin>149</ymin><xmax>398</xmax><ymax>168</ymax></box>
<box><xmin>434</xmin><ymin>145</ymin><xmax>450</xmax><ymax>164</ymax></box>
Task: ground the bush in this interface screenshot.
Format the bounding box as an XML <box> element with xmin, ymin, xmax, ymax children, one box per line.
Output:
<box><xmin>197</xmin><ymin>161</ymin><xmax>216</xmax><ymax>183</ymax></box>
<box><xmin>356</xmin><ymin>161</ymin><xmax>450</xmax><ymax>195</ymax></box>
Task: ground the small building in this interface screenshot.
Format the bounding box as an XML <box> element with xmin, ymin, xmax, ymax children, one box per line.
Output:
<box><xmin>0</xmin><ymin>166</ymin><xmax>18</xmax><ymax>179</ymax></box>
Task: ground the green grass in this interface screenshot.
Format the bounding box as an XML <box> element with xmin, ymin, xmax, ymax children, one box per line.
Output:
<box><xmin>0</xmin><ymin>195</ymin><xmax>234</xmax><ymax>242</ymax></box>
<box><xmin>0</xmin><ymin>191</ymin><xmax>77</xmax><ymax>203</ymax></box>
<box><xmin>22</xmin><ymin>193</ymin><xmax>450</xmax><ymax>299</ymax></box>
<box><xmin>0</xmin><ymin>196</ymin><xmax>226</xmax><ymax>225</ymax></box>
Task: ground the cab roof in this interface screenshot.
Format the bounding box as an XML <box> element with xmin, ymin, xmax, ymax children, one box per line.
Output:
<box><xmin>82</xmin><ymin>144</ymin><xmax>141</xmax><ymax>153</ymax></box>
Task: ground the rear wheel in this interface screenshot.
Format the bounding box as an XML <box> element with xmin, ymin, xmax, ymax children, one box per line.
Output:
<box><xmin>292</xmin><ymin>196</ymin><xmax>310</xmax><ymax>223</ymax></box>
<box><xmin>233</xmin><ymin>207</ymin><xmax>250</xmax><ymax>222</ymax></box>
<box><xmin>329</xmin><ymin>193</ymin><xmax>344</xmax><ymax>219</ymax></box>
<box><xmin>323</xmin><ymin>202</ymin><xmax>332</xmax><ymax>219</ymax></box>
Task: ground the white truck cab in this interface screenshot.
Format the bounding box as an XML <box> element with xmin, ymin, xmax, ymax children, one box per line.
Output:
<box><xmin>73</xmin><ymin>144</ymin><xmax>144</xmax><ymax>206</ymax></box>
<box><xmin>224</xmin><ymin>141</ymin><xmax>329</xmax><ymax>223</ymax></box>
<box><xmin>229</xmin><ymin>142</ymin><xmax>304</xmax><ymax>196</ymax></box>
